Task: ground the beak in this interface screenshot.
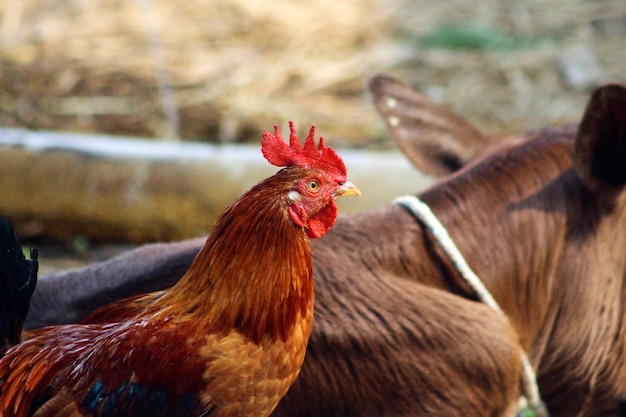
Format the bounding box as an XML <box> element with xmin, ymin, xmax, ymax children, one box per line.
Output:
<box><xmin>333</xmin><ymin>181</ymin><xmax>361</xmax><ymax>199</ymax></box>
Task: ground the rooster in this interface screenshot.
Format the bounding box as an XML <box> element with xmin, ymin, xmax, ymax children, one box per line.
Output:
<box><xmin>0</xmin><ymin>121</ymin><xmax>359</xmax><ymax>417</ymax></box>
<box><xmin>0</xmin><ymin>216</ymin><xmax>38</xmax><ymax>355</ymax></box>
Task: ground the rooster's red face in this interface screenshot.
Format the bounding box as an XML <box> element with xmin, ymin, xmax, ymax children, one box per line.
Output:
<box><xmin>261</xmin><ymin>120</ymin><xmax>359</xmax><ymax>238</ymax></box>
<box><xmin>286</xmin><ymin>172</ymin><xmax>359</xmax><ymax>239</ymax></box>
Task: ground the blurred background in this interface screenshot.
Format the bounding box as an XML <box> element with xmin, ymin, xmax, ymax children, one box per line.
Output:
<box><xmin>3</xmin><ymin>0</ymin><xmax>626</xmax><ymax>143</ymax></box>
<box><xmin>1</xmin><ymin>0</ymin><xmax>626</xmax><ymax>269</ymax></box>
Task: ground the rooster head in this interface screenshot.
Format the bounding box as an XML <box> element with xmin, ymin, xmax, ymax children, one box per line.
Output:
<box><xmin>262</xmin><ymin>121</ymin><xmax>360</xmax><ymax>238</ymax></box>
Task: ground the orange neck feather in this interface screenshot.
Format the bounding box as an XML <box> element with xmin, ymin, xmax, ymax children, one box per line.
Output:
<box><xmin>153</xmin><ymin>171</ymin><xmax>314</xmax><ymax>344</ymax></box>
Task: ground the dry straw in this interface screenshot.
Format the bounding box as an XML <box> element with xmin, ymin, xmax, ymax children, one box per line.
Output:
<box><xmin>1</xmin><ymin>0</ymin><xmax>625</xmax><ymax>145</ymax></box>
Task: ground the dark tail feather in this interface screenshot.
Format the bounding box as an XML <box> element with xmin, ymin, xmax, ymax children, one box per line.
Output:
<box><xmin>0</xmin><ymin>216</ymin><xmax>38</xmax><ymax>354</ymax></box>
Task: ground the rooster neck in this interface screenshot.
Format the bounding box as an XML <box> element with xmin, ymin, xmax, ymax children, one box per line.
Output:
<box><xmin>154</xmin><ymin>174</ymin><xmax>315</xmax><ymax>344</ymax></box>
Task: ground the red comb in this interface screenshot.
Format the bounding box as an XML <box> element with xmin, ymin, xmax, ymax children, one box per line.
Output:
<box><xmin>261</xmin><ymin>121</ymin><xmax>347</xmax><ymax>183</ymax></box>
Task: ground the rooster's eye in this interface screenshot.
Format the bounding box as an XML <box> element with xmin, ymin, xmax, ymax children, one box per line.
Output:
<box><xmin>307</xmin><ymin>180</ymin><xmax>320</xmax><ymax>192</ymax></box>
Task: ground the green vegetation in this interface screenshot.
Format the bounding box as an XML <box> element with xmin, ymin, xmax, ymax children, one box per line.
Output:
<box><xmin>417</xmin><ymin>23</ymin><xmax>543</xmax><ymax>51</ymax></box>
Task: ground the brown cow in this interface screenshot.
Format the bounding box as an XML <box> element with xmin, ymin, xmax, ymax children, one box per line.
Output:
<box><xmin>20</xmin><ymin>80</ymin><xmax>626</xmax><ymax>416</ymax></box>
<box><xmin>368</xmin><ymin>76</ymin><xmax>626</xmax><ymax>415</ymax></box>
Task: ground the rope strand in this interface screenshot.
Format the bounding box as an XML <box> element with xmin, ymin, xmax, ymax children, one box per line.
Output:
<box><xmin>393</xmin><ymin>195</ymin><xmax>548</xmax><ymax>417</ymax></box>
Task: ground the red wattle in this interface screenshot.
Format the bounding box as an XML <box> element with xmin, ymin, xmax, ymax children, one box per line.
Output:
<box><xmin>305</xmin><ymin>201</ymin><xmax>338</xmax><ymax>239</ymax></box>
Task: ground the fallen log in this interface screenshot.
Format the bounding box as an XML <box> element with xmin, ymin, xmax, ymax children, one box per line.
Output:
<box><xmin>0</xmin><ymin>128</ymin><xmax>433</xmax><ymax>242</ymax></box>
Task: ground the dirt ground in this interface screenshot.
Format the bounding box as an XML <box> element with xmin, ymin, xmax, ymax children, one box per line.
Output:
<box><xmin>29</xmin><ymin>240</ymin><xmax>135</xmax><ymax>274</ymax></box>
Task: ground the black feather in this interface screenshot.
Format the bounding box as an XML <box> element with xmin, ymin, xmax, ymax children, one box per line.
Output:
<box><xmin>0</xmin><ymin>215</ymin><xmax>38</xmax><ymax>354</ymax></box>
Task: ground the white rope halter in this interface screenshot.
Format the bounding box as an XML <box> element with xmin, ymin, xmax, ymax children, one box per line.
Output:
<box><xmin>393</xmin><ymin>195</ymin><xmax>548</xmax><ymax>417</ymax></box>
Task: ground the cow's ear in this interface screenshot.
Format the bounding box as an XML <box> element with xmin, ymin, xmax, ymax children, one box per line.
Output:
<box><xmin>368</xmin><ymin>74</ymin><xmax>495</xmax><ymax>177</ymax></box>
<box><xmin>574</xmin><ymin>84</ymin><xmax>626</xmax><ymax>191</ymax></box>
